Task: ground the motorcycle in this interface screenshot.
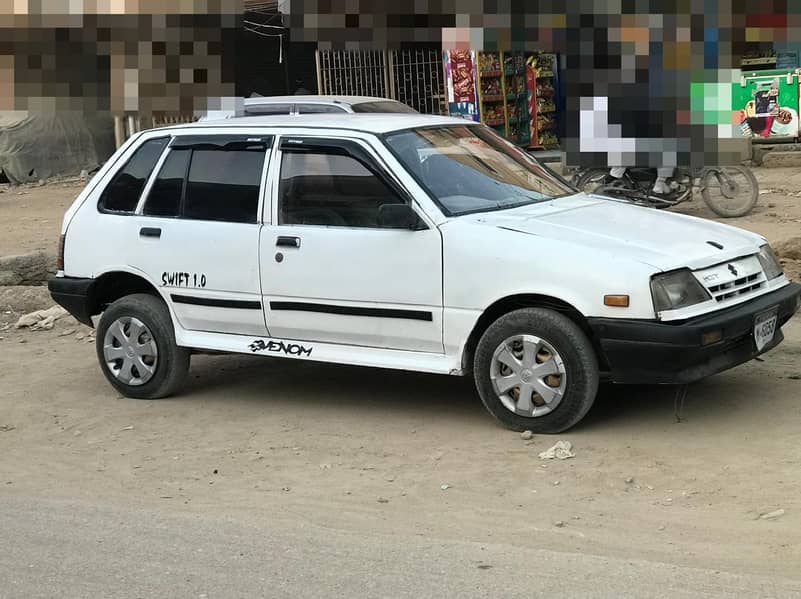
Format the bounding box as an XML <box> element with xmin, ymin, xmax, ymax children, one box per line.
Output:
<box><xmin>572</xmin><ymin>166</ymin><xmax>759</xmax><ymax>218</ymax></box>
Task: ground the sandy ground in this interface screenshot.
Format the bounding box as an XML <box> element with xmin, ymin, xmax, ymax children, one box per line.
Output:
<box><xmin>0</xmin><ymin>179</ymin><xmax>78</xmax><ymax>256</ymax></box>
<box><xmin>1</xmin><ymin>169</ymin><xmax>801</xmax><ymax>595</ymax></box>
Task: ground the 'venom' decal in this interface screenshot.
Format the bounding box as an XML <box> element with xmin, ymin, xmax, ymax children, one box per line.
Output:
<box><xmin>162</xmin><ymin>271</ymin><xmax>207</xmax><ymax>288</ymax></box>
<box><xmin>249</xmin><ymin>339</ymin><xmax>313</xmax><ymax>357</ymax></box>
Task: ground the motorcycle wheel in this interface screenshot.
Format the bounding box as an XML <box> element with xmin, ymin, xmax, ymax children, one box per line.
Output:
<box><xmin>574</xmin><ymin>168</ymin><xmax>615</xmax><ymax>194</ymax></box>
<box><xmin>701</xmin><ymin>166</ymin><xmax>759</xmax><ymax>218</ymax></box>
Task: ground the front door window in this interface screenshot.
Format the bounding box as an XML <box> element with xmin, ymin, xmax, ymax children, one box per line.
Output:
<box><xmin>278</xmin><ymin>151</ymin><xmax>404</xmax><ymax>228</ymax></box>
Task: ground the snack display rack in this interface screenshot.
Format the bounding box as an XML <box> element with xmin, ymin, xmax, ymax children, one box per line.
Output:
<box><xmin>503</xmin><ymin>52</ymin><xmax>531</xmax><ymax>146</ymax></box>
<box><xmin>444</xmin><ymin>50</ymin><xmax>559</xmax><ymax>149</ymax></box>
<box><xmin>526</xmin><ymin>53</ymin><xmax>560</xmax><ymax>149</ymax></box>
<box><xmin>476</xmin><ymin>52</ymin><xmax>506</xmax><ymax>133</ymax></box>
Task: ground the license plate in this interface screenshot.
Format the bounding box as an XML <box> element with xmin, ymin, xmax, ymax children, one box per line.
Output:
<box><xmin>754</xmin><ymin>308</ymin><xmax>778</xmax><ymax>352</ymax></box>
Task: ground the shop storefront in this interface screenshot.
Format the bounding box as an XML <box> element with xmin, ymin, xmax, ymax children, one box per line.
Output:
<box><xmin>735</xmin><ymin>45</ymin><xmax>801</xmax><ymax>141</ymax></box>
<box><xmin>443</xmin><ymin>50</ymin><xmax>563</xmax><ymax>150</ymax></box>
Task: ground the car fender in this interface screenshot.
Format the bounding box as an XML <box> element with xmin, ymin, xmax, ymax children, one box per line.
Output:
<box><xmin>90</xmin><ymin>265</ymin><xmax>181</xmax><ymax>324</ymax></box>
<box><xmin>440</xmin><ymin>220</ymin><xmax>656</xmax><ymax>359</ymax></box>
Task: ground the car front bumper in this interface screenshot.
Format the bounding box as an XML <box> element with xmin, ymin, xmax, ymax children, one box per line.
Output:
<box><xmin>588</xmin><ymin>282</ymin><xmax>801</xmax><ymax>385</ymax></box>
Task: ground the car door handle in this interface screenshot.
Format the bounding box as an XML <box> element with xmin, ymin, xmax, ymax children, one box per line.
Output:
<box><xmin>276</xmin><ymin>236</ymin><xmax>301</xmax><ymax>248</ymax></box>
<box><xmin>140</xmin><ymin>227</ymin><xmax>161</xmax><ymax>239</ymax></box>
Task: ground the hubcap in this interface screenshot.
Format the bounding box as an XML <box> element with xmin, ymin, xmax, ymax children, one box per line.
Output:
<box><xmin>103</xmin><ymin>317</ymin><xmax>158</xmax><ymax>386</ymax></box>
<box><xmin>490</xmin><ymin>334</ymin><xmax>567</xmax><ymax>417</ymax></box>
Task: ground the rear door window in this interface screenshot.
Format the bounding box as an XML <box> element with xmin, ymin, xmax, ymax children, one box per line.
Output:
<box><xmin>99</xmin><ymin>137</ymin><xmax>168</xmax><ymax>213</ymax></box>
<box><xmin>142</xmin><ymin>149</ymin><xmax>190</xmax><ymax>217</ymax></box>
<box><xmin>141</xmin><ymin>136</ymin><xmax>271</xmax><ymax>223</ymax></box>
<box><xmin>244</xmin><ymin>104</ymin><xmax>293</xmax><ymax>116</ymax></box>
<box><xmin>184</xmin><ymin>149</ymin><xmax>265</xmax><ymax>223</ymax></box>
<box><xmin>296</xmin><ymin>104</ymin><xmax>348</xmax><ymax>114</ymax></box>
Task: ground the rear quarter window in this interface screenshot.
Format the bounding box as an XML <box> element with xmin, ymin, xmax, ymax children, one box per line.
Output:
<box><xmin>98</xmin><ymin>137</ymin><xmax>169</xmax><ymax>213</ymax></box>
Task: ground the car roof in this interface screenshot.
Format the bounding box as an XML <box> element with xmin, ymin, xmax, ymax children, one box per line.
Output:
<box><xmin>167</xmin><ymin>114</ymin><xmax>476</xmax><ymax>135</ymax></box>
<box><xmin>243</xmin><ymin>95</ymin><xmax>403</xmax><ymax>106</ymax></box>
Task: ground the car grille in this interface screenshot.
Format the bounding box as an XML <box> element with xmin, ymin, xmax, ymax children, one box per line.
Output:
<box><xmin>694</xmin><ymin>255</ymin><xmax>766</xmax><ymax>305</ymax></box>
<box><xmin>707</xmin><ymin>272</ymin><xmax>764</xmax><ymax>301</ymax></box>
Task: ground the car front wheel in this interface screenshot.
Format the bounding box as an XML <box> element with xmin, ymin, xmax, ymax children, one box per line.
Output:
<box><xmin>96</xmin><ymin>293</ymin><xmax>190</xmax><ymax>399</ymax></box>
<box><xmin>473</xmin><ymin>308</ymin><xmax>599</xmax><ymax>433</ymax></box>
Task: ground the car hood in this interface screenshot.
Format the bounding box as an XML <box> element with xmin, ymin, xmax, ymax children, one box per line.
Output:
<box><xmin>462</xmin><ymin>193</ymin><xmax>764</xmax><ymax>271</ymax></box>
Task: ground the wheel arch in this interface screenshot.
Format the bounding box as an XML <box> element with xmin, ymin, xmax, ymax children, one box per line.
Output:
<box><xmin>88</xmin><ymin>269</ymin><xmax>164</xmax><ymax>318</ymax></box>
<box><xmin>460</xmin><ymin>293</ymin><xmax>608</xmax><ymax>374</ymax></box>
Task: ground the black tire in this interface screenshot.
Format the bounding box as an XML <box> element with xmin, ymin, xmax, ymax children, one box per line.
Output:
<box><xmin>95</xmin><ymin>293</ymin><xmax>190</xmax><ymax>399</ymax></box>
<box><xmin>473</xmin><ymin>308</ymin><xmax>599</xmax><ymax>433</ymax></box>
<box><xmin>701</xmin><ymin>166</ymin><xmax>759</xmax><ymax>218</ymax></box>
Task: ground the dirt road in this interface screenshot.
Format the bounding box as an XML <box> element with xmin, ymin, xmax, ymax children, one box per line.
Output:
<box><xmin>4</xmin><ymin>496</ymin><xmax>800</xmax><ymax>599</ymax></box>
<box><xmin>1</xmin><ymin>170</ymin><xmax>801</xmax><ymax>596</ymax></box>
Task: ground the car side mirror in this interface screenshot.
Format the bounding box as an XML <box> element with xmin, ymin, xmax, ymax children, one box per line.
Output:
<box><xmin>377</xmin><ymin>203</ymin><xmax>426</xmax><ymax>230</ymax></box>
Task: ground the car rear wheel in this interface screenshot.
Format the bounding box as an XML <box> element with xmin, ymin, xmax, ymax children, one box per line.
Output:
<box><xmin>96</xmin><ymin>293</ymin><xmax>190</xmax><ymax>399</ymax></box>
<box><xmin>473</xmin><ymin>308</ymin><xmax>599</xmax><ymax>433</ymax></box>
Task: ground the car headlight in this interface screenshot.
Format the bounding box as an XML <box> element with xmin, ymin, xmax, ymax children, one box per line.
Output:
<box><xmin>650</xmin><ymin>269</ymin><xmax>711</xmax><ymax>313</ymax></box>
<box><xmin>757</xmin><ymin>244</ymin><xmax>783</xmax><ymax>280</ymax></box>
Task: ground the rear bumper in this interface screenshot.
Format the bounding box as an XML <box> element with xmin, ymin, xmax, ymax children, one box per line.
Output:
<box><xmin>48</xmin><ymin>276</ymin><xmax>95</xmax><ymax>327</ymax></box>
<box><xmin>589</xmin><ymin>282</ymin><xmax>801</xmax><ymax>385</ymax></box>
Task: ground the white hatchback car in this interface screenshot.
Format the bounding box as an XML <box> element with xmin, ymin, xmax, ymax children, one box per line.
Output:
<box><xmin>49</xmin><ymin>114</ymin><xmax>801</xmax><ymax>432</ymax></box>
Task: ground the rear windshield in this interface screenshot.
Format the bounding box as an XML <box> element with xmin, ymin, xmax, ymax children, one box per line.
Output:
<box><xmin>351</xmin><ymin>101</ymin><xmax>417</xmax><ymax>114</ymax></box>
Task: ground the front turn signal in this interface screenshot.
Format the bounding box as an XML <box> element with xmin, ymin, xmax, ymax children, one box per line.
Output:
<box><xmin>604</xmin><ymin>295</ymin><xmax>630</xmax><ymax>307</ymax></box>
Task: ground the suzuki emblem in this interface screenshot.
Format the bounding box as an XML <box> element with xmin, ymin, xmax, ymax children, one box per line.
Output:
<box><xmin>728</xmin><ymin>264</ymin><xmax>738</xmax><ymax>276</ymax></box>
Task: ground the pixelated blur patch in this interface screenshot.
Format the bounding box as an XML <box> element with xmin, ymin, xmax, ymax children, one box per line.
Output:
<box><xmin>284</xmin><ymin>1</ymin><xmax>767</xmax><ymax>167</ymax></box>
<box><xmin>1</xmin><ymin>1</ymin><xmax>793</xmax><ymax>168</ymax></box>
<box><xmin>0</xmin><ymin>3</ymin><xmax>243</xmax><ymax>116</ymax></box>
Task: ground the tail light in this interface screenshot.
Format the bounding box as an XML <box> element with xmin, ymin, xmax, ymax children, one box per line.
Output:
<box><xmin>56</xmin><ymin>234</ymin><xmax>65</xmax><ymax>271</ymax></box>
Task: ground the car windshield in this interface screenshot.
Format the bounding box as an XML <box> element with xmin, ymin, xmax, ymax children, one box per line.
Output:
<box><xmin>384</xmin><ymin>125</ymin><xmax>574</xmax><ymax>215</ymax></box>
<box><xmin>351</xmin><ymin>100</ymin><xmax>418</xmax><ymax>114</ymax></box>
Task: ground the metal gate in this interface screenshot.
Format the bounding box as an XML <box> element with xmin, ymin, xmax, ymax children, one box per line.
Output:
<box><xmin>389</xmin><ymin>49</ymin><xmax>446</xmax><ymax>115</ymax></box>
<box><xmin>316</xmin><ymin>49</ymin><xmax>446</xmax><ymax>115</ymax></box>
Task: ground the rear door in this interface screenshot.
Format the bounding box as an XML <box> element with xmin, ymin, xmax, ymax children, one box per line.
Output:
<box><xmin>128</xmin><ymin>134</ymin><xmax>272</xmax><ymax>335</ymax></box>
<box><xmin>259</xmin><ymin>135</ymin><xmax>443</xmax><ymax>352</ymax></box>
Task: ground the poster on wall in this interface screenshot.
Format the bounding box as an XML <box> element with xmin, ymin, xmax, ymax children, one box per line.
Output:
<box><xmin>444</xmin><ymin>50</ymin><xmax>480</xmax><ymax>121</ymax></box>
<box><xmin>734</xmin><ymin>70</ymin><xmax>800</xmax><ymax>138</ymax></box>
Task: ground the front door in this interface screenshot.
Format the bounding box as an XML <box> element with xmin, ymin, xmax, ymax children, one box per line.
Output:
<box><xmin>128</xmin><ymin>134</ymin><xmax>272</xmax><ymax>336</ymax></box>
<box><xmin>260</xmin><ymin>136</ymin><xmax>443</xmax><ymax>353</ymax></box>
